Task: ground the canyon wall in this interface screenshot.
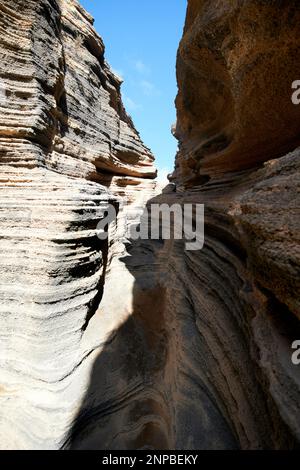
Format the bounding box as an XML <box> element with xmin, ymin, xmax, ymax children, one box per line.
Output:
<box><xmin>166</xmin><ymin>0</ymin><xmax>300</xmax><ymax>449</ymax></box>
<box><xmin>0</xmin><ymin>0</ymin><xmax>299</xmax><ymax>450</ymax></box>
<box><xmin>57</xmin><ymin>0</ymin><xmax>300</xmax><ymax>450</ymax></box>
<box><xmin>0</xmin><ymin>0</ymin><xmax>156</xmax><ymax>449</ymax></box>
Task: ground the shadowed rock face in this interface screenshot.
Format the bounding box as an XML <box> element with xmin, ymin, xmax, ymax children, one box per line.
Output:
<box><xmin>0</xmin><ymin>0</ymin><xmax>299</xmax><ymax>451</ymax></box>
<box><xmin>160</xmin><ymin>0</ymin><xmax>300</xmax><ymax>449</ymax></box>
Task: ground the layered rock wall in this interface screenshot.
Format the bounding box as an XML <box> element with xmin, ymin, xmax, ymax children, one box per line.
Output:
<box><xmin>0</xmin><ymin>0</ymin><xmax>156</xmax><ymax>449</ymax></box>
<box><xmin>0</xmin><ymin>0</ymin><xmax>299</xmax><ymax>451</ymax></box>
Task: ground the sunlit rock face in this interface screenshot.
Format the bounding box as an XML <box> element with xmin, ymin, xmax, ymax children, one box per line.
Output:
<box><xmin>0</xmin><ymin>0</ymin><xmax>156</xmax><ymax>449</ymax></box>
<box><xmin>1</xmin><ymin>0</ymin><xmax>300</xmax><ymax>451</ymax></box>
<box><xmin>174</xmin><ymin>0</ymin><xmax>300</xmax><ymax>185</ymax></box>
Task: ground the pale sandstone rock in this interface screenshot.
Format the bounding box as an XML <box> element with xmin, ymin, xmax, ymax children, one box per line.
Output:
<box><xmin>1</xmin><ymin>0</ymin><xmax>300</xmax><ymax>451</ymax></box>
<box><xmin>0</xmin><ymin>0</ymin><xmax>156</xmax><ymax>449</ymax></box>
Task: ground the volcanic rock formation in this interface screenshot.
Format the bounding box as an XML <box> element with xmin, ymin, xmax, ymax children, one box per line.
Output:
<box><xmin>0</xmin><ymin>0</ymin><xmax>156</xmax><ymax>449</ymax></box>
<box><xmin>167</xmin><ymin>0</ymin><xmax>300</xmax><ymax>449</ymax></box>
<box><xmin>0</xmin><ymin>0</ymin><xmax>300</xmax><ymax>451</ymax></box>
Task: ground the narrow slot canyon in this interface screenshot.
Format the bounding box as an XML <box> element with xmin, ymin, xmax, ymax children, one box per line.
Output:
<box><xmin>0</xmin><ymin>0</ymin><xmax>299</xmax><ymax>451</ymax></box>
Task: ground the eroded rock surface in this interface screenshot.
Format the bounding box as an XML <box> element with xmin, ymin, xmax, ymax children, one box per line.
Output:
<box><xmin>70</xmin><ymin>0</ymin><xmax>300</xmax><ymax>451</ymax></box>
<box><xmin>0</xmin><ymin>0</ymin><xmax>299</xmax><ymax>451</ymax></box>
<box><xmin>174</xmin><ymin>0</ymin><xmax>300</xmax><ymax>184</ymax></box>
<box><xmin>0</xmin><ymin>0</ymin><xmax>156</xmax><ymax>449</ymax></box>
<box><xmin>162</xmin><ymin>0</ymin><xmax>300</xmax><ymax>449</ymax></box>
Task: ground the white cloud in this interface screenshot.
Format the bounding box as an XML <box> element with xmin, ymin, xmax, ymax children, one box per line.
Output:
<box><xmin>134</xmin><ymin>60</ymin><xmax>150</xmax><ymax>75</ymax></box>
<box><xmin>140</xmin><ymin>80</ymin><xmax>160</xmax><ymax>97</ymax></box>
<box><xmin>123</xmin><ymin>94</ymin><xmax>141</xmax><ymax>111</ymax></box>
<box><xmin>140</xmin><ymin>80</ymin><xmax>154</xmax><ymax>95</ymax></box>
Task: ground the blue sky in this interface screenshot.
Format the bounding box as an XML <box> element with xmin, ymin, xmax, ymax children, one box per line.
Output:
<box><xmin>80</xmin><ymin>0</ymin><xmax>187</xmax><ymax>180</ymax></box>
